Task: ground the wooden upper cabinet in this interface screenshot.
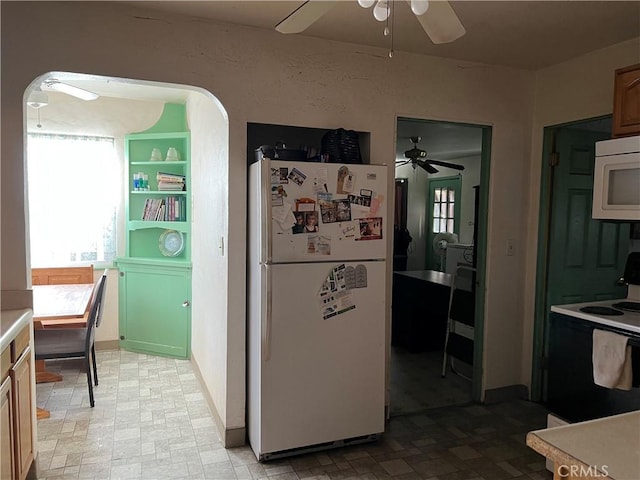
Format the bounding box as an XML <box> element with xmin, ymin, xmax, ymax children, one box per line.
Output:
<box><xmin>612</xmin><ymin>63</ymin><xmax>640</xmax><ymax>138</ymax></box>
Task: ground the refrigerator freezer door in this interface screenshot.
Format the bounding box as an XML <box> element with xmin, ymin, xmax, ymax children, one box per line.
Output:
<box><xmin>249</xmin><ymin>260</ymin><xmax>386</xmax><ymax>458</ymax></box>
<box><xmin>267</xmin><ymin>160</ymin><xmax>389</xmax><ymax>263</ymax></box>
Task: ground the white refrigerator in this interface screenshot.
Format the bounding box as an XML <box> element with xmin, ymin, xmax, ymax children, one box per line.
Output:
<box><xmin>248</xmin><ymin>158</ymin><xmax>389</xmax><ymax>460</ymax></box>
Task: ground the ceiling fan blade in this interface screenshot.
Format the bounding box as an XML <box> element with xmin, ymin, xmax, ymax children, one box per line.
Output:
<box><xmin>417</xmin><ymin>160</ymin><xmax>438</xmax><ymax>174</ymax></box>
<box><xmin>275</xmin><ymin>1</ymin><xmax>336</xmax><ymax>34</ymax></box>
<box><xmin>426</xmin><ymin>158</ymin><xmax>465</xmax><ymax>171</ymax></box>
<box><xmin>414</xmin><ymin>0</ymin><xmax>466</xmax><ymax>44</ymax></box>
<box><xmin>395</xmin><ymin>159</ymin><xmax>411</xmax><ymax>166</ymax></box>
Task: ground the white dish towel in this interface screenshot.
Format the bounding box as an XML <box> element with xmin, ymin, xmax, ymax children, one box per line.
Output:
<box><xmin>592</xmin><ymin>329</ymin><xmax>632</xmax><ymax>390</ymax></box>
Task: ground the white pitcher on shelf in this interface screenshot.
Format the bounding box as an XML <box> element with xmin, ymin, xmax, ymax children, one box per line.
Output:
<box><xmin>150</xmin><ymin>148</ymin><xmax>162</xmax><ymax>161</ymax></box>
<box><xmin>166</xmin><ymin>147</ymin><xmax>180</xmax><ymax>161</ymax></box>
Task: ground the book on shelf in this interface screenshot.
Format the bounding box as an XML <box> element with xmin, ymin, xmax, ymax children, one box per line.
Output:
<box><xmin>142</xmin><ymin>198</ymin><xmax>162</xmax><ymax>221</ymax></box>
<box><xmin>158</xmin><ymin>181</ymin><xmax>185</xmax><ymax>191</ymax></box>
<box><xmin>156</xmin><ymin>172</ymin><xmax>185</xmax><ymax>182</ymax></box>
<box><xmin>155</xmin><ymin>203</ymin><xmax>166</xmax><ymax>221</ymax></box>
<box><xmin>141</xmin><ymin>196</ymin><xmax>185</xmax><ymax>221</ymax></box>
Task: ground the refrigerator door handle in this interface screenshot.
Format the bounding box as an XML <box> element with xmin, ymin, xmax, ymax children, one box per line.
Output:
<box><xmin>262</xmin><ymin>263</ymin><xmax>272</xmax><ymax>361</ymax></box>
<box><xmin>260</xmin><ymin>158</ymin><xmax>272</xmax><ymax>263</ymax></box>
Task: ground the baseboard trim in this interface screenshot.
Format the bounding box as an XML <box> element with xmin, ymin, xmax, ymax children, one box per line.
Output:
<box><xmin>190</xmin><ymin>354</ymin><xmax>246</xmax><ymax>448</ymax></box>
<box><xmin>95</xmin><ymin>340</ymin><xmax>119</xmax><ymax>351</ymax></box>
<box><xmin>484</xmin><ymin>384</ymin><xmax>529</xmax><ymax>404</ymax></box>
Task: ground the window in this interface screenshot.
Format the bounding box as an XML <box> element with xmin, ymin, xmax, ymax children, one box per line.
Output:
<box><xmin>433</xmin><ymin>187</ymin><xmax>456</xmax><ymax>233</ymax></box>
<box><xmin>427</xmin><ymin>176</ymin><xmax>461</xmax><ymax>271</ymax></box>
<box><xmin>27</xmin><ymin>133</ymin><xmax>120</xmax><ymax>266</ymax></box>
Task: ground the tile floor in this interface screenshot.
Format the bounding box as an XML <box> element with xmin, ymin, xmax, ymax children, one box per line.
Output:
<box><xmin>35</xmin><ymin>349</ymin><xmax>552</xmax><ymax>479</ymax></box>
<box><xmin>390</xmin><ymin>346</ymin><xmax>473</xmax><ymax>415</ymax></box>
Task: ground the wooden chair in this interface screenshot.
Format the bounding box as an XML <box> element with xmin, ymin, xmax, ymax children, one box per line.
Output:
<box><xmin>32</xmin><ymin>265</ymin><xmax>94</xmax><ymax>286</ymax></box>
<box><xmin>34</xmin><ymin>270</ymin><xmax>108</xmax><ymax>408</ymax></box>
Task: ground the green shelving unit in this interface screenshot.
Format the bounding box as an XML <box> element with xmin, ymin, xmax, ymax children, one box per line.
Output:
<box><xmin>117</xmin><ymin>103</ymin><xmax>192</xmax><ymax>359</ymax></box>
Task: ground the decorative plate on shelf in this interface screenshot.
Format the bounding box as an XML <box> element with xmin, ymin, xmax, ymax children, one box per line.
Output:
<box><xmin>159</xmin><ymin>230</ymin><xmax>184</xmax><ymax>257</ymax></box>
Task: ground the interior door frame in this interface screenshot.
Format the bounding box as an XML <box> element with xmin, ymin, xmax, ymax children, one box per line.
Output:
<box><xmin>473</xmin><ymin>126</ymin><xmax>491</xmax><ymax>402</ymax></box>
<box><xmin>531</xmin><ymin>114</ymin><xmax>612</xmax><ymax>401</ymax></box>
<box><xmin>392</xmin><ymin>116</ymin><xmax>492</xmax><ymax>404</ymax></box>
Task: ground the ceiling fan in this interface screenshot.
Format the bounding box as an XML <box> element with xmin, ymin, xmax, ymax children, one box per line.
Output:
<box><xmin>396</xmin><ymin>136</ymin><xmax>465</xmax><ymax>174</ymax></box>
<box><xmin>276</xmin><ymin>0</ymin><xmax>466</xmax><ymax>45</ymax></box>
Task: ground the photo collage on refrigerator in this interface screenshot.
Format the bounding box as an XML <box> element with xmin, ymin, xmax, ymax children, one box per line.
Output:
<box><xmin>270</xmin><ymin>163</ymin><xmax>385</xmax><ymax>320</ymax></box>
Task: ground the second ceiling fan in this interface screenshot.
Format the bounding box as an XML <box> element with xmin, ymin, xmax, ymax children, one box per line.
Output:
<box><xmin>276</xmin><ymin>0</ymin><xmax>466</xmax><ymax>45</ymax></box>
<box><xmin>396</xmin><ymin>137</ymin><xmax>465</xmax><ymax>174</ymax></box>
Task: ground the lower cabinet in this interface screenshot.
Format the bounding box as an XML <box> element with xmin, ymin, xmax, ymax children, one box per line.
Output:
<box><xmin>1</xmin><ymin>377</ymin><xmax>15</xmax><ymax>480</ymax></box>
<box><xmin>117</xmin><ymin>260</ymin><xmax>192</xmax><ymax>358</ymax></box>
<box><xmin>1</xmin><ymin>324</ymin><xmax>35</xmax><ymax>480</ymax></box>
<box><xmin>11</xmin><ymin>347</ymin><xmax>34</xmax><ymax>480</ymax></box>
<box><xmin>546</xmin><ymin>313</ymin><xmax>640</xmax><ymax>423</ymax></box>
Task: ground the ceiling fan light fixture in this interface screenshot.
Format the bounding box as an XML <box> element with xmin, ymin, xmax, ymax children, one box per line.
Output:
<box><xmin>27</xmin><ymin>90</ymin><xmax>49</xmax><ymax>109</ymax></box>
<box><xmin>357</xmin><ymin>0</ymin><xmax>376</xmax><ymax>8</ymax></box>
<box><xmin>373</xmin><ymin>0</ymin><xmax>390</xmax><ymax>21</ymax></box>
<box><xmin>42</xmin><ymin>80</ymin><xmax>99</xmax><ymax>101</ymax></box>
<box><xmin>410</xmin><ymin>0</ymin><xmax>429</xmax><ymax>16</ymax></box>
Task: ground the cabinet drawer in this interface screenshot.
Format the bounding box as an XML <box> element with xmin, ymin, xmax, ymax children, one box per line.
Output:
<box><xmin>12</xmin><ymin>325</ymin><xmax>30</xmax><ymax>363</ymax></box>
<box><xmin>0</xmin><ymin>346</ymin><xmax>10</xmax><ymax>382</ymax></box>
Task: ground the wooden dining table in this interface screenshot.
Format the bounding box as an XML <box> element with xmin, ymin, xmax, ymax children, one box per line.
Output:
<box><xmin>32</xmin><ymin>282</ymin><xmax>95</xmax><ymax>419</ymax></box>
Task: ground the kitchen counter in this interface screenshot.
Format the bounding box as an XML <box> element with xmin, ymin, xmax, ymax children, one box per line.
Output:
<box><xmin>551</xmin><ymin>301</ymin><xmax>640</xmax><ymax>334</ymax></box>
<box><xmin>1</xmin><ymin>308</ymin><xmax>33</xmax><ymax>352</ymax></box>
<box><xmin>526</xmin><ymin>410</ymin><xmax>640</xmax><ymax>479</ymax></box>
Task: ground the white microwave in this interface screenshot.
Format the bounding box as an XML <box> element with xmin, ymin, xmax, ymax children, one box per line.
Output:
<box><xmin>592</xmin><ymin>135</ymin><xmax>640</xmax><ymax>220</ymax></box>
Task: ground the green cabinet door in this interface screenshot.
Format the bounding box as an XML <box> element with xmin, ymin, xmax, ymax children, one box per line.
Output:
<box><xmin>118</xmin><ymin>261</ymin><xmax>191</xmax><ymax>358</ymax></box>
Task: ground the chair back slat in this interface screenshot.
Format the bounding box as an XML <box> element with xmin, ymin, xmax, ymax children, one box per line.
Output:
<box><xmin>85</xmin><ymin>271</ymin><xmax>108</xmax><ymax>353</ymax></box>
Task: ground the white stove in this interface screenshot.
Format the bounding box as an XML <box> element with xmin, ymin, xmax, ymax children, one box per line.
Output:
<box><xmin>551</xmin><ymin>253</ymin><xmax>640</xmax><ymax>334</ymax></box>
<box><xmin>551</xmin><ymin>299</ymin><xmax>640</xmax><ymax>334</ymax></box>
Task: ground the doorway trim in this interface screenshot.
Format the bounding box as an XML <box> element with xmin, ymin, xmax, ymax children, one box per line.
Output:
<box><xmin>473</xmin><ymin>125</ymin><xmax>491</xmax><ymax>402</ymax></box>
<box><xmin>393</xmin><ymin>116</ymin><xmax>492</xmax><ymax>403</ymax></box>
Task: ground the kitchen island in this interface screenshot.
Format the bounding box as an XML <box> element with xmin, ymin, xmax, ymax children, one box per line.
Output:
<box><xmin>527</xmin><ymin>410</ymin><xmax>640</xmax><ymax>480</ymax></box>
<box><xmin>391</xmin><ymin>270</ymin><xmax>452</xmax><ymax>352</ymax></box>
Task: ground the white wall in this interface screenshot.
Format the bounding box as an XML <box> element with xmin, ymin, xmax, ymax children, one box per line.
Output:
<box><xmin>1</xmin><ymin>0</ymin><xmax>579</xmax><ymax>438</ymax></box>
<box><xmin>187</xmin><ymin>91</ymin><xmax>234</xmax><ymax>430</ymax></box>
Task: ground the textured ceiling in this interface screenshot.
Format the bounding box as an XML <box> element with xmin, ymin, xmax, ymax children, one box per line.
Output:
<box><xmin>124</xmin><ymin>1</ymin><xmax>640</xmax><ymax>70</ymax></box>
<box><xmin>34</xmin><ymin>1</ymin><xmax>638</xmax><ymax>160</ymax></box>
